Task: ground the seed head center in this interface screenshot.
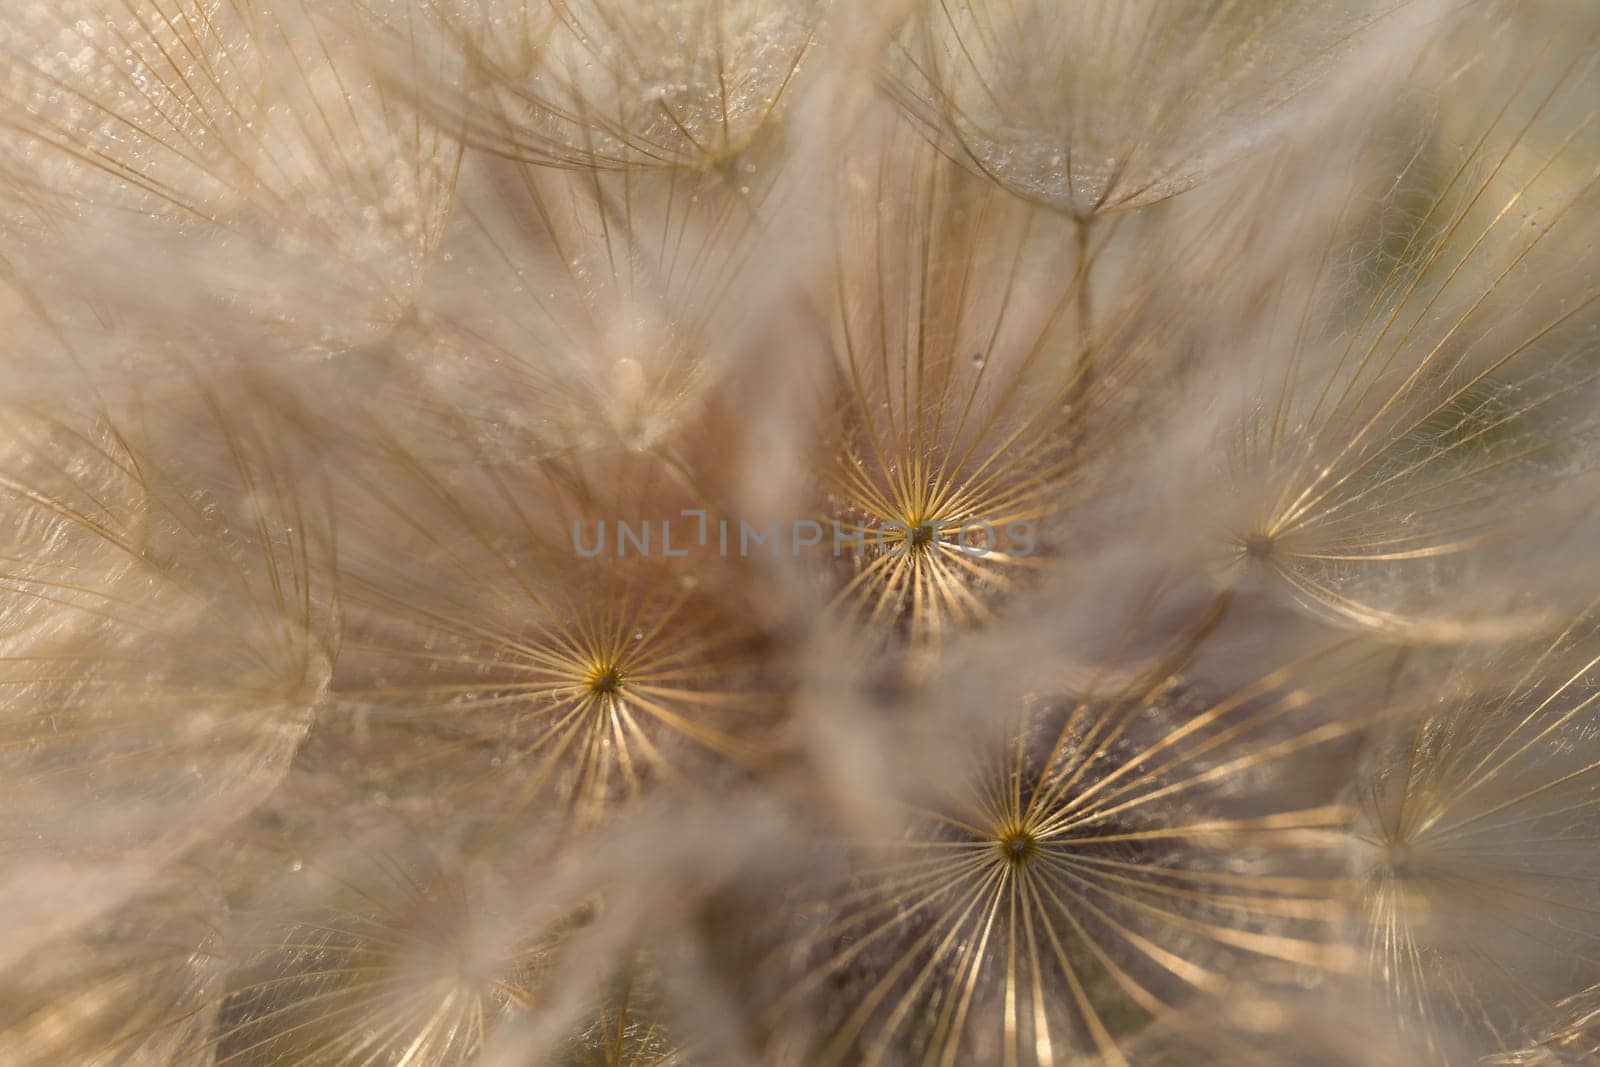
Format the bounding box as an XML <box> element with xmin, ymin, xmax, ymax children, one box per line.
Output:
<box><xmin>1384</xmin><ymin>838</ymin><xmax>1418</xmax><ymax>874</ymax></box>
<box><xmin>1243</xmin><ymin>532</ymin><xmax>1275</xmax><ymax>561</ymax></box>
<box><xmin>587</xmin><ymin>665</ymin><xmax>623</xmax><ymax>696</ymax></box>
<box><xmin>997</xmin><ymin>828</ymin><xmax>1039</xmax><ymax>867</ymax></box>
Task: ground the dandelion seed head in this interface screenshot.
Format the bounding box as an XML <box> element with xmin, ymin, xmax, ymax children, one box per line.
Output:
<box><xmin>741</xmin><ymin>616</ymin><xmax>1368</xmax><ymax>1065</ymax></box>
<box><xmin>0</xmin><ymin>1</ymin><xmax>463</xmax><ymax>353</ymax></box>
<box><xmin>338</xmin><ymin>446</ymin><xmax>787</xmax><ymax>830</ymax></box>
<box><xmin>6</xmin><ymin>0</ymin><xmax>1600</xmax><ymax>1062</ymax></box>
<box><xmin>1346</xmin><ymin>616</ymin><xmax>1600</xmax><ymax>1059</ymax></box>
<box><xmin>886</xmin><ymin>0</ymin><xmax>1425</xmax><ymax>216</ymax></box>
<box><xmin>211</xmin><ymin>838</ymin><xmax>578</xmax><ymax>1066</ymax></box>
<box><xmin>422</xmin><ymin>0</ymin><xmax>829</xmax><ymax>174</ymax></box>
<box><xmin>0</xmin><ymin>387</ymin><xmax>336</xmax><ymax>866</ymax></box>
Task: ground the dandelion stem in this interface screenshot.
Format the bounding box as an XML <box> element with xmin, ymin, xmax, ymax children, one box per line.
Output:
<box><xmin>1076</xmin><ymin>216</ymin><xmax>1094</xmax><ymax>384</ymax></box>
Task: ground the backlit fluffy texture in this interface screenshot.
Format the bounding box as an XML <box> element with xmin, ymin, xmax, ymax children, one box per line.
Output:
<box><xmin>1</xmin><ymin>2</ymin><xmax>1598</xmax><ymax>1065</ymax></box>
